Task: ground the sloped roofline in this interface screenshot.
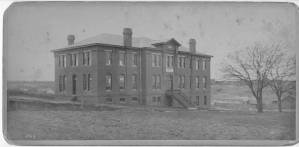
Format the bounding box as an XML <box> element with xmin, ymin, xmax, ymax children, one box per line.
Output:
<box><xmin>152</xmin><ymin>38</ymin><xmax>181</xmax><ymax>47</ymax></box>
<box><xmin>52</xmin><ymin>43</ymin><xmax>213</xmax><ymax>57</ymax></box>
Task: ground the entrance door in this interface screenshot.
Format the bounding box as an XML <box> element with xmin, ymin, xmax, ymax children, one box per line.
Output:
<box><xmin>166</xmin><ymin>95</ymin><xmax>173</xmax><ymax>106</ymax></box>
<box><xmin>72</xmin><ymin>74</ymin><xmax>77</xmax><ymax>95</ymax></box>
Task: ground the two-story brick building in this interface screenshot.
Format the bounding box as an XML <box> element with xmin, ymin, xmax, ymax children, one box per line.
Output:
<box><xmin>52</xmin><ymin>28</ymin><xmax>212</xmax><ymax>108</ymax></box>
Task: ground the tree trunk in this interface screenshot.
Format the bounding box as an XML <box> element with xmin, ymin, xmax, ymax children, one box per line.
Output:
<box><xmin>278</xmin><ymin>96</ymin><xmax>282</xmax><ymax>112</ymax></box>
<box><xmin>256</xmin><ymin>96</ymin><xmax>263</xmax><ymax>113</ymax></box>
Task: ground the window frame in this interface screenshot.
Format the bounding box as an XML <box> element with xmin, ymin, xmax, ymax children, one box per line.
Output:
<box><xmin>87</xmin><ymin>74</ymin><xmax>91</xmax><ymax>91</ymax></box>
<box><xmin>120</xmin><ymin>98</ymin><xmax>126</xmax><ymax>103</ymax></box>
<box><xmin>119</xmin><ymin>74</ymin><xmax>125</xmax><ymax>90</ymax></box>
<box><xmin>105</xmin><ymin>50</ymin><xmax>112</xmax><ymax>66</ymax></box>
<box><xmin>58</xmin><ymin>55</ymin><xmax>67</xmax><ymax>68</ymax></box>
<box><xmin>203</xmin><ymin>58</ymin><xmax>207</xmax><ymax>71</ymax></box>
<box><xmin>196</xmin><ymin>76</ymin><xmax>200</xmax><ymax>89</ymax></box>
<box><xmin>166</xmin><ymin>54</ymin><xmax>174</xmax><ymax>69</ymax></box>
<box><xmin>196</xmin><ymin>96</ymin><xmax>200</xmax><ymax>105</ymax></box>
<box><xmin>105</xmin><ymin>73</ymin><xmax>112</xmax><ymax>91</ymax></box>
<box><xmin>203</xmin><ymin>76</ymin><xmax>207</xmax><ymax>89</ymax></box>
<box><xmin>152</xmin><ymin>75</ymin><xmax>161</xmax><ymax>90</ymax></box>
<box><xmin>156</xmin><ymin>75</ymin><xmax>161</xmax><ymax>89</ymax></box>
<box><xmin>132</xmin><ymin>52</ymin><xmax>138</xmax><ymax>66</ymax></box>
<box><xmin>132</xmin><ymin>74</ymin><xmax>137</xmax><ymax>90</ymax></box>
<box><xmin>70</xmin><ymin>53</ymin><xmax>78</xmax><ymax>67</ymax></box>
<box><xmin>119</xmin><ymin>51</ymin><xmax>126</xmax><ymax>66</ymax></box>
<box><xmin>63</xmin><ymin>55</ymin><xmax>67</xmax><ymax>67</ymax></box>
<box><xmin>152</xmin><ymin>53</ymin><xmax>161</xmax><ymax>67</ymax></box>
<box><xmin>83</xmin><ymin>51</ymin><xmax>91</xmax><ymax>66</ymax></box>
<box><xmin>83</xmin><ymin>74</ymin><xmax>87</xmax><ymax>90</ymax></box>
<box><xmin>204</xmin><ymin>96</ymin><xmax>207</xmax><ymax>105</ymax></box>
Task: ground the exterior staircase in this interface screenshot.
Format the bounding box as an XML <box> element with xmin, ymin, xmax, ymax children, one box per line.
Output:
<box><xmin>165</xmin><ymin>89</ymin><xmax>196</xmax><ymax>110</ymax></box>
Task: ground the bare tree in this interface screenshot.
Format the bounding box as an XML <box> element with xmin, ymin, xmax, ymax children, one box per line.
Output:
<box><xmin>269</xmin><ymin>54</ymin><xmax>295</xmax><ymax>112</ymax></box>
<box><xmin>222</xmin><ymin>43</ymin><xmax>283</xmax><ymax>112</ymax></box>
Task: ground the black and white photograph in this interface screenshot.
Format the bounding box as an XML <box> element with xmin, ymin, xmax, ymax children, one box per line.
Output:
<box><xmin>3</xmin><ymin>1</ymin><xmax>298</xmax><ymax>146</ymax></box>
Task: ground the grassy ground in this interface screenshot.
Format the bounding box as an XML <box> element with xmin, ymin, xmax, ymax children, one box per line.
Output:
<box><xmin>7</xmin><ymin>107</ymin><xmax>295</xmax><ymax>140</ymax></box>
<box><xmin>6</xmin><ymin>81</ymin><xmax>296</xmax><ymax>140</ymax></box>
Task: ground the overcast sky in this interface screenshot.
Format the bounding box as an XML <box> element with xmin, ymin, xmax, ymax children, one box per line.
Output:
<box><xmin>4</xmin><ymin>2</ymin><xmax>297</xmax><ymax>81</ymax></box>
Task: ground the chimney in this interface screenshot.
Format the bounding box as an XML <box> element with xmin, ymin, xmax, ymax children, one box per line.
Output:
<box><xmin>123</xmin><ymin>28</ymin><xmax>132</xmax><ymax>47</ymax></box>
<box><xmin>67</xmin><ymin>34</ymin><xmax>75</xmax><ymax>45</ymax></box>
<box><xmin>189</xmin><ymin>38</ymin><xmax>196</xmax><ymax>53</ymax></box>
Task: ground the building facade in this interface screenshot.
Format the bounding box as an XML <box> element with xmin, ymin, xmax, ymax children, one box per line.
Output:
<box><xmin>53</xmin><ymin>28</ymin><xmax>212</xmax><ymax>108</ymax></box>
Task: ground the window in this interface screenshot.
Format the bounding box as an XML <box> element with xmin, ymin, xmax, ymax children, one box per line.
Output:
<box><xmin>196</xmin><ymin>96</ymin><xmax>200</xmax><ymax>105</ymax></box>
<box><xmin>72</xmin><ymin>75</ymin><xmax>77</xmax><ymax>95</ymax></box>
<box><xmin>120</xmin><ymin>98</ymin><xmax>126</xmax><ymax>102</ymax></box>
<box><xmin>152</xmin><ymin>75</ymin><xmax>161</xmax><ymax>89</ymax></box>
<box><xmin>59</xmin><ymin>55</ymin><xmax>67</xmax><ymax>67</ymax></box>
<box><xmin>166</xmin><ymin>75</ymin><xmax>173</xmax><ymax>89</ymax></box>
<box><xmin>190</xmin><ymin>76</ymin><xmax>192</xmax><ymax>88</ymax></box>
<box><xmin>59</xmin><ymin>75</ymin><xmax>62</xmax><ymax>91</ymax></box>
<box><xmin>204</xmin><ymin>96</ymin><xmax>207</xmax><ymax>105</ymax></box>
<box><xmin>132</xmin><ymin>52</ymin><xmax>138</xmax><ymax>66</ymax></box>
<box><xmin>152</xmin><ymin>97</ymin><xmax>156</xmax><ymax>103</ymax></box>
<box><xmin>152</xmin><ymin>53</ymin><xmax>161</xmax><ymax>67</ymax></box>
<box><xmin>120</xmin><ymin>74</ymin><xmax>125</xmax><ymax>90</ymax></box>
<box><xmin>166</xmin><ymin>55</ymin><xmax>174</xmax><ymax>69</ymax></box>
<box><xmin>59</xmin><ymin>75</ymin><xmax>66</xmax><ymax>92</ymax></box>
<box><xmin>167</xmin><ymin>56</ymin><xmax>170</xmax><ymax>68</ymax></box>
<box><xmin>105</xmin><ymin>74</ymin><xmax>112</xmax><ymax>91</ymax></box>
<box><xmin>152</xmin><ymin>54</ymin><xmax>156</xmax><ymax>67</ymax></box>
<box><xmin>83</xmin><ymin>74</ymin><xmax>87</xmax><ymax>90</ymax></box>
<box><xmin>179</xmin><ymin>57</ymin><xmax>182</xmax><ymax>68</ymax></box>
<box><xmin>58</xmin><ymin>56</ymin><xmax>61</xmax><ymax>67</ymax></box>
<box><xmin>63</xmin><ymin>55</ymin><xmax>67</xmax><ymax>67</ymax></box>
<box><xmin>87</xmin><ymin>74</ymin><xmax>91</xmax><ymax>91</ymax></box>
<box><xmin>157</xmin><ymin>75</ymin><xmax>161</xmax><ymax>89</ymax></box>
<box><xmin>203</xmin><ymin>59</ymin><xmax>207</xmax><ymax>70</ymax></box>
<box><xmin>203</xmin><ymin>76</ymin><xmax>207</xmax><ymax>89</ymax></box>
<box><xmin>196</xmin><ymin>76</ymin><xmax>200</xmax><ymax>89</ymax></box>
<box><xmin>180</xmin><ymin>76</ymin><xmax>185</xmax><ymax>89</ymax></box>
<box><xmin>178</xmin><ymin>76</ymin><xmax>181</xmax><ymax>88</ymax></box>
<box><xmin>157</xmin><ymin>96</ymin><xmax>161</xmax><ymax>105</ymax></box>
<box><xmin>70</xmin><ymin>53</ymin><xmax>78</xmax><ymax>67</ymax></box>
<box><xmin>83</xmin><ymin>74</ymin><xmax>91</xmax><ymax>91</ymax></box>
<box><xmin>106</xmin><ymin>97</ymin><xmax>112</xmax><ymax>102</ymax></box>
<box><xmin>178</xmin><ymin>56</ymin><xmax>185</xmax><ymax>68</ymax></box>
<box><xmin>196</xmin><ymin>59</ymin><xmax>200</xmax><ymax>70</ymax></box>
<box><xmin>132</xmin><ymin>97</ymin><xmax>138</xmax><ymax>101</ymax></box>
<box><xmin>152</xmin><ymin>75</ymin><xmax>156</xmax><ymax>89</ymax></box>
<box><xmin>119</xmin><ymin>51</ymin><xmax>125</xmax><ymax>66</ymax></box>
<box><xmin>83</xmin><ymin>51</ymin><xmax>91</xmax><ymax>66</ymax></box>
<box><xmin>59</xmin><ymin>75</ymin><xmax>62</xmax><ymax>92</ymax></box>
<box><xmin>105</xmin><ymin>50</ymin><xmax>112</xmax><ymax>65</ymax></box>
<box><xmin>132</xmin><ymin>74</ymin><xmax>137</xmax><ymax>90</ymax></box>
<box><xmin>63</xmin><ymin>75</ymin><xmax>66</xmax><ymax>91</ymax></box>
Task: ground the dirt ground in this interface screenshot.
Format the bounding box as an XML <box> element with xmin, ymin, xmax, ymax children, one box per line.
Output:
<box><xmin>6</xmin><ymin>106</ymin><xmax>295</xmax><ymax>140</ymax></box>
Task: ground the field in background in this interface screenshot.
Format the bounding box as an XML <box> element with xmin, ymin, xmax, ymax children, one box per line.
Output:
<box><xmin>7</xmin><ymin>81</ymin><xmax>295</xmax><ymax>111</ymax></box>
